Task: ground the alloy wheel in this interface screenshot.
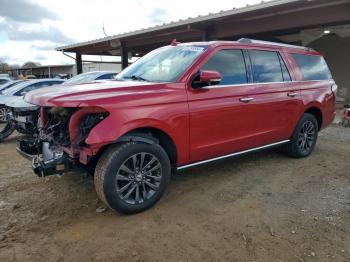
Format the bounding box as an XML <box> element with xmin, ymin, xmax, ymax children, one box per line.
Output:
<box><xmin>115</xmin><ymin>152</ymin><xmax>162</xmax><ymax>205</ymax></box>
<box><xmin>297</xmin><ymin>121</ymin><xmax>316</xmax><ymax>154</ymax></box>
<box><xmin>0</xmin><ymin>108</ymin><xmax>10</xmax><ymax>122</ymax></box>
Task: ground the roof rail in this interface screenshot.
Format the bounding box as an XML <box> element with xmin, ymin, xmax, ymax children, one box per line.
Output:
<box><xmin>238</xmin><ymin>38</ymin><xmax>314</xmax><ymax>51</ymax></box>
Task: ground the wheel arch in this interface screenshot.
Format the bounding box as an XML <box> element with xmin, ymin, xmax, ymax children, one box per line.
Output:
<box><xmin>118</xmin><ymin>127</ymin><xmax>178</xmax><ymax>168</ymax></box>
<box><xmin>304</xmin><ymin>106</ymin><xmax>323</xmax><ymax>131</ymax></box>
<box><xmin>91</xmin><ymin>126</ymin><xmax>178</xmax><ymax>171</ymax></box>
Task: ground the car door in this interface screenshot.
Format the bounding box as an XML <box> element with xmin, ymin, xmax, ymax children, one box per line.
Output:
<box><xmin>245</xmin><ymin>48</ymin><xmax>303</xmax><ymax>144</ymax></box>
<box><xmin>187</xmin><ymin>48</ymin><xmax>264</xmax><ymax>162</ymax></box>
<box><xmin>187</xmin><ymin>47</ymin><xmax>303</xmax><ymax>163</ymax></box>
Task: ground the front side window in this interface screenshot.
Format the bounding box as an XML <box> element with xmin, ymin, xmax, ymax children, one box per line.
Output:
<box><xmin>249</xmin><ymin>50</ymin><xmax>286</xmax><ymax>83</ymax></box>
<box><xmin>292</xmin><ymin>54</ymin><xmax>332</xmax><ymax>81</ymax></box>
<box><xmin>15</xmin><ymin>83</ymin><xmax>37</xmax><ymax>96</ymax></box>
<box><xmin>116</xmin><ymin>45</ymin><xmax>207</xmax><ymax>83</ymax></box>
<box><xmin>201</xmin><ymin>49</ymin><xmax>248</xmax><ymax>85</ymax></box>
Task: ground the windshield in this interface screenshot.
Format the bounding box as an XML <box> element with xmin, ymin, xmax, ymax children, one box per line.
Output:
<box><xmin>64</xmin><ymin>72</ymin><xmax>104</xmax><ymax>85</ymax></box>
<box><xmin>0</xmin><ymin>81</ymin><xmax>21</xmax><ymax>92</ymax></box>
<box><xmin>1</xmin><ymin>81</ymin><xmax>31</xmax><ymax>95</ymax></box>
<box><xmin>116</xmin><ymin>45</ymin><xmax>207</xmax><ymax>83</ymax></box>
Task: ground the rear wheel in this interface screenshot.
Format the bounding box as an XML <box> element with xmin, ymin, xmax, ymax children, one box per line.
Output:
<box><xmin>284</xmin><ymin>113</ymin><xmax>318</xmax><ymax>158</ymax></box>
<box><xmin>94</xmin><ymin>142</ymin><xmax>171</xmax><ymax>214</ymax></box>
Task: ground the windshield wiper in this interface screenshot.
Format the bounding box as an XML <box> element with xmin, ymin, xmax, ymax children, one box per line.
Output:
<box><xmin>123</xmin><ymin>75</ymin><xmax>149</xmax><ymax>82</ymax></box>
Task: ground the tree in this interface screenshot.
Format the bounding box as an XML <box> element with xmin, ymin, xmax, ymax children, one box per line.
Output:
<box><xmin>0</xmin><ymin>60</ymin><xmax>10</xmax><ymax>73</ymax></box>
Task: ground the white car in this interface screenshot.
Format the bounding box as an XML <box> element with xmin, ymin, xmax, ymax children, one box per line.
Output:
<box><xmin>0</xmin><ymin>77</ymin><xmax>13</xmax><ymax>89</ymax></box>
<box><xmin>0</xmin><ymin>80</ymin><xmax>26</xmax><ymax>92</ymax></box>
<box><xmin>1</xmin><ymin>72</ymin><xmax>117</xmax><ymax>141</ymax></box>
<box><xmin>0</xmin><ymin>79</ymin><xmax>64</xmax><ymax>122</ymax></box>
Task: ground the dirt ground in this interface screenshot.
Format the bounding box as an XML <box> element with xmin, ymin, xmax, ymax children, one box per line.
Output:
<box><xmin>0</xmin><ymin>125</ymin><xmax>349</xmax><ymax>262</ymax></box>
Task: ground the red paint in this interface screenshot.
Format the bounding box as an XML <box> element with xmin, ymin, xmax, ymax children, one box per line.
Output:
<box><xmin>199</xmin><ymin>70</ymin><xmax>222</xmax><ymax>83</ymax></box>
<box><xmin>25</xmin><ymin>41</ymin><xmax>336</xmax><ymax>167</ymax></box>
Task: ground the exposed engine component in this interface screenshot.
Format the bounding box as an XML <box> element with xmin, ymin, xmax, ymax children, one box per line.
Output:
<box><xmin>41</xmin><ymin>107</ymin><xmax>75</xmax><ymax>146</ymax></box>
<box><xmin>18</xmin><ymin>106</ymin><xmax>109</xmax><ymax>177</ymax></box>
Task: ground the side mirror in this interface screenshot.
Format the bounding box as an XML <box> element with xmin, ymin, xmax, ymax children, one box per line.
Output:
<box><xmin>192</xmin><ymin>70</ymin><xmax>222</xmax><ymax>89</ymax></box>
<box><xmin>20</xmin><ymin>91</ymin><xmax>27</xmax><ymax>96</ymax></box>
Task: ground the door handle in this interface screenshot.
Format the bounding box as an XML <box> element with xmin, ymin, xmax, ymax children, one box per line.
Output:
<box><xmin>287</xmin><ymin>92</ymin><xmax>298</xmax><ymax>98</ymax></box>
<box><xmin>239</xmin><ymin>97</ymin><xmax>255</xmax><ymax>103</ymax></box>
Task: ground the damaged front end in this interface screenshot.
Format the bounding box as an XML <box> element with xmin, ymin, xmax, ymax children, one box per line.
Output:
<box><xmin>10</xmin><ymin>106</ymin><xmax>39</xmax><ymax>135</ymax></box>
<box><xmin>17</xmin><ymin>106</ymin><xmax>109</xmax><ymax>177</ymax></box>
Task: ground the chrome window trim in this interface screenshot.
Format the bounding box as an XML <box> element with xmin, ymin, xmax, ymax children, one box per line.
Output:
<box><xmin>199</xmin><ymin>79</ymin><xmax>334</xmax><ymax>89</ymax></box>
<box><xmin>177</xmin><ymin>140</ymin><xmax>290</xmax><ymax>170</ymax></box>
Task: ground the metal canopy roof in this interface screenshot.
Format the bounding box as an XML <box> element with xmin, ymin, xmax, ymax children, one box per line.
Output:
<box><xmin>56</xmin><ymin>0</ymin><xmax>350</xmax><ymax>56</ymax></box>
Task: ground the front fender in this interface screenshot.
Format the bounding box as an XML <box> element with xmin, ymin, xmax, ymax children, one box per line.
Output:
<box><xmin>85</xmin><ymin>117</ymin><xmax>174</xmax><ymax>146</ymax></box>
<box><xmin>84</xmin><ymin>106</ymin><xmax>190</xmax><ymax>165</ymax></box>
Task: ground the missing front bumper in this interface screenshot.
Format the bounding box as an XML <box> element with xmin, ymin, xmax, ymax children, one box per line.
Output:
<box><xmin>31</xmin><ymin>153</ymin><xmax>75</xmax><ymax>177</ymax></box>
<box><xmin>17</xmin><ymin>140</ymin><xmax>79</xmax><ymax>177</ymax></box>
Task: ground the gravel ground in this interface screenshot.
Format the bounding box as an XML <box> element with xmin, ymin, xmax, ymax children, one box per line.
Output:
<box><xmin>0</xmin><ymin>125</ymin><xmax>349</xmax><ymax>262</ymax></box>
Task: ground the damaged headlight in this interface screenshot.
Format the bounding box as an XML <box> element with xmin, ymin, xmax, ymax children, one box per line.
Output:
<box><xmin>79</xmin><ymin>112</ymin><xmax>109</xmax><ymax>144</ymax></box>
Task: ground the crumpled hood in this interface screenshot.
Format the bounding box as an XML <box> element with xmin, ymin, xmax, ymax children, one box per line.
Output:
<box><xmin>0</xmin><ymin>95</ymin><xmax>20</xmax><ymax>106</ymax></box>
<box><xmin>5</xmin><ymin>96</ymin><xmax>38</xmax><ymax>110</ymax></box>
<box><xmin>24</xmin><ymin>80</ymin><xmax>169</xmax><ymax>107</ymax></box>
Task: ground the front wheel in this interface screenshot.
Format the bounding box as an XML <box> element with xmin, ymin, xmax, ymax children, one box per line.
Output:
<box><xmin>0</xmin><ymin>121</ymin><xmax>15</xmax><ymax>142</ymax></box>
<box><xmin>284</xmin><ymin>113</ymin><xmax>318</xmax><ymax>158</ymax></box>
<box><xmin>0</xmin><ymin>107</ymin><xmax>10</xmax><ymax>123</ymax></box>
<box><xmin>94</xmin><ymin>142</ymin><xmax>171</xmax><ymax>214</ymax></box>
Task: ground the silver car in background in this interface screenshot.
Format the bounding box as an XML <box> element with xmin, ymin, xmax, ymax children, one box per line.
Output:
<box><xmin>0</xmin><ymin>79</ymin><xmax>64</xmax><ymax>141</ymax></box>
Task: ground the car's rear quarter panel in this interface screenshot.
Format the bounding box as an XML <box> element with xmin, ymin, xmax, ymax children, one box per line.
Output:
<box><xmin>285</xmin><ymin>49</ymin><xmax>336</xmax><ymax>129</ymax></box>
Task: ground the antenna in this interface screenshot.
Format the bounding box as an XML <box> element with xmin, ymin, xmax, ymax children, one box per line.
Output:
<box><xmin>102</xmin><ymin>22</ymin><xmax>108</xmax><ymax>37</ymax></box>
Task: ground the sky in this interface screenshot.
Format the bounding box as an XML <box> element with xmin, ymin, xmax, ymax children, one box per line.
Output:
<box><xmin>0</xmin><ymin>0</ymin><xmax>272</xmax><ymax>66</ymax></box>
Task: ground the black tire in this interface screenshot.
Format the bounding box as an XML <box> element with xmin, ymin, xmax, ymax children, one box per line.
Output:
<box><xmin>284</xmin><ymin>113</ymin><xmax>318</xmax><ymax>158</ymax></box>
<box><xmin>0</xmin><ymin>121</ymin><xmax>15</xmax><ymax>142</ymax></box>
<box><xmin>94</xmin><ymin>142</ymin><xmax>171</xmax><ymax>214</ymax></box>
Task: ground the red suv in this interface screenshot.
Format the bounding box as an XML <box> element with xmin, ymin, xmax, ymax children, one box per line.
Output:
<box><xmin>19</xmin><ymin>39</ymin><xmax>337</xmax><ymax>214</ymax></box>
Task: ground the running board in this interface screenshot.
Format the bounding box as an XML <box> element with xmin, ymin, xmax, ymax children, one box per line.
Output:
<box><xmin>177</xmin><ymin>140</ymin><xmax>290</xmax><ymax>170</ymax></box>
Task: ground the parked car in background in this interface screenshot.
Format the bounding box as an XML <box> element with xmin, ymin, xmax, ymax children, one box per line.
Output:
<box><xmin>0</xmin><ymin>80</ymin><xmax>27</xmax><ymax>92</ymax></box>
<box><xmin>0</xmin><ymin>77</ymin><xmax>13</xmax><ymax>88</ymax></box>
<box><xmin>3</xmin><ymin>71</ymin><xmax>118</xmax><ymax>142</ymax></box>
<box><xmin>18</xmin><ymin>39</ymin><xmax>336</xmax><ymax>214</ymax></box>
<box><xmin>0</xmin><ymin>79</ymin><xmax>64</xmax><ymax>141</ymax></box>
<box><xmin>63</xmin><ymin>71</ymin><xmax>117</xmax><ymax>85</ymax></box>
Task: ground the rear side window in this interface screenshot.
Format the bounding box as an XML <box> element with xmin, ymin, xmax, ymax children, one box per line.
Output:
<box><xmin>249</xmin><ymin>50</ymin><xmax>290</xmax><ymax>83</ymax></box>
<box><xmin>292</xmin><ymin>54</ymin><xmax>332</xmax><ymax>81</ymax></box>
<box><xmin>97</xmin><ymin>73</ymin><xmax>116</xmax><ymax>80</ymax></box>
<box><xmin>201</xmin><ymin>49</ymin><xmax>248</xmax><ymax>85</ymax></box>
